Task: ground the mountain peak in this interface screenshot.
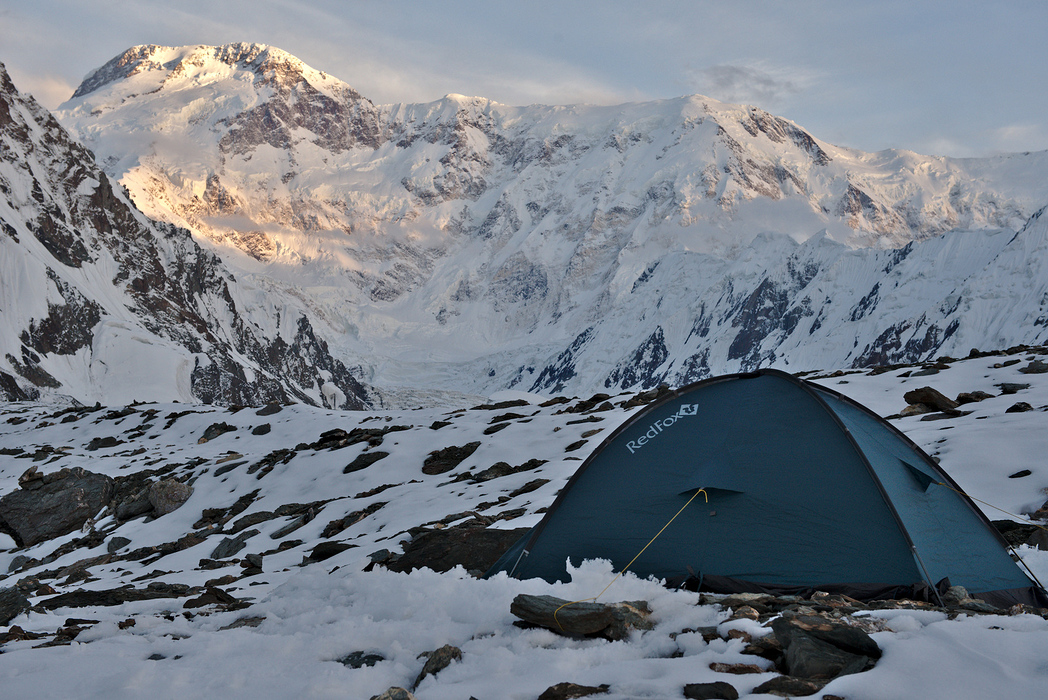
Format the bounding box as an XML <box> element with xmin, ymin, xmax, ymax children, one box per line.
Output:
<box><xmin>70</xmin><ymin>43</ymin><xmax>331</xmax><ymax>100</ymax></box>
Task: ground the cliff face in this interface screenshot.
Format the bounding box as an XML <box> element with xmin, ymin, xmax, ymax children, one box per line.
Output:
<box><xmin>43</xmin><ymin>44</ymin><xmax>1048</xmax><ymax>397</ymax></box>
<box><xmin>0</xmin><ymin>61</ymin><xmax>372</xmax><ymax>408</ymax></box>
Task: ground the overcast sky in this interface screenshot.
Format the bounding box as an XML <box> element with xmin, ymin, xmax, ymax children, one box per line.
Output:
<box><xmin>0</xmin><ymin>0</ymin><xmax>1044</xmax><ymax>158</ymax></box>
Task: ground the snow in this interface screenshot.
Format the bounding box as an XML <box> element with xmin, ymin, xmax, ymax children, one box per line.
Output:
<box><xmin>0</xmin><ymin>354</ymin><xmax>1047</xmax><ymax>698</ymax></box>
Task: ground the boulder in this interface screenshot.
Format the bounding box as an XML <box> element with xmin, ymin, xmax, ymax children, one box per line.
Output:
<box><xmin>412</xmin><ymin>644</ymin><xmax>462</xmax><ymax>690</ymax></box>
<box><xmin>902</xmin><ymin>386</ymin><xmax>959</xmax><ymax>412</ymax></box>
<box><xmin>422</xmin><ymin>442</ymin><xmax>481</xmax><ymax>475</ymax></box>
<box><xmin>1006</xmin><ymin>402</ymin><xmax>1034</xmax><ymax>413</ymax></box>
<box><xmin>0</xmin><ymin>586</ymin><xmax>30</xmax><ymax>625</ymax></box>
<box><xmin>771</xmin><ymin>614</ymin><xmax>878</xmax><ymax>680</ymax></box>
<box><xmin>683</xmin><ymin>682</ymin><xmax>739</xmax><ymax>700</ymax></box>
<box><xmin>369</xmin><ymin>689</ymin><xmax>416</xmax><ymax>700</ymax></box>
<box><xmin>0</xmin><ymin>467</ymin><xmax>113</xmax><ymax>546</ymax></box>
<box><xmin>956</xmin><ymin>390</ymin><xmax>994</xmax><ymax>404</ymax></box>
<box><xmin>385</xmin><ymin>526</ymin><xmax>530</xmax><ymax>574</ymax></box>
<box><xmin>210</xmin><ymin>528</ymin><xmax>260</xmax><ymax>560</ymax></box>
<box><xmin>751</xmin><ymin>675</ymin><xmax>826</xmax><ymax>697</ymax></box>
<box><xmin>148</xmin><ymin>479</ymin><xmax>193</xmax><ymax>516</ymax></box>
<box><xmin>537</xmin><ymin>683</ymin><xmax>610</xmax><ymax>700</ymax></box>
<box><xmin>510</xmin><ymin>594</ymin><xmax>653</xmax><ymax>641</ymax></box>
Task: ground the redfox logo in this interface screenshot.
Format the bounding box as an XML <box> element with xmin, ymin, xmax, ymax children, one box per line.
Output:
<box><xmin>625</xmin><ymin>404</ymin><xmax>698</xmax><ymax>453</ymax></box>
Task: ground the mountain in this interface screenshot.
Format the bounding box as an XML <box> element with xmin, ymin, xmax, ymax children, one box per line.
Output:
<box><xmin>0</xmin><ymin>61</ymin><xmax>371</xmax><ymax>408</ymax></box>
<box><xmin>55</xmin><ymin>44</ymin><xmax>1048</xmax><ymax>396</ymax></box>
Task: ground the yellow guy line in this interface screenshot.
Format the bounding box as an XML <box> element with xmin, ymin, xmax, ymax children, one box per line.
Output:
<box><xmin>553</xmin><ymin>488</ymin><xmax>708</xmax><ymax>630</ymax></box>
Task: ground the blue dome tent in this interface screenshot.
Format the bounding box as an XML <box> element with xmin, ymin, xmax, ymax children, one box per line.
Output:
<box><xmin>488</xmin><ymin>369</ymin><xmax>1047</xmax><ymax>608</ymax></box>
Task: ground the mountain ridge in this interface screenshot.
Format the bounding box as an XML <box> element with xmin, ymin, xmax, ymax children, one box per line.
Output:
<box><xmin>34</xmin><ymin>44</ymin><xmax>1048</xmax><ymax>397</ymax></box>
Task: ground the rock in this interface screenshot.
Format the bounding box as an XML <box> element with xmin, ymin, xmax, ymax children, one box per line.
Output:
<box><xmin>1006</xmin><ymin>402</ymin><xmax>1034</xmax><ymax>413</ymax></box>
<box><xmin>183</xmin><ymin>586</ymin><xmax>240</xmax><ymax>609</ymax></box>
<box><xmin>198</xmin><ymin>422</ymin><xmax>236</xmax><ymax>443</ymax></box>
<box><xmin>0</xmin><ymin>467</ymin><xmax>114</xmax><ymax>546</ymax></box>
<box><xmin>7</xmin><ymin>554</ymin><xmax>30</xmax><ymax>573</ymax></box>
<box><xmin>771</xmin><ymin>615</ymin><xmax>878</xmax><ymax>680</ymax></box>
<box><xmin>148</xmin><ymin>479</ymin><xmax>193</xmax><ymax>516</ymax></box>
<box><xmin>956</xmin><ymin>390</ymin><xmax>994</xmax><ymax>404</ymax></box>
<box><xmin>708</xmin><ymin>662</ymin><xmax>765</xmax><ymax>674</ymax></box>
<box><xmin>902</xmin><ymin>386</ymin><xmax>959</xmax><ymax>412</ymax></box>
<box><xmin>997</xmin><ymin>382</ymin><xmax>1030</xmax><ymax>395</ymax></box>
<box><xmin>751</xmin><ymin>675</ymin><xmax>826</xmax><ymax>697</ymax></box>
<box><xmin>369</xmin><ymin>688</ymin><xmax>416</xmax><ymax>700</ymax></box>
<box><xmin>1019</xmin><ymin>360</ymin><xmax>1048</xmax><ymax>374</ymax></box>
<box><xmin>86</xmin><ymin>436</ymin><xmax>123</xmax><ymax>451</ymax></box>
<box><xmin>210</xmin><ymin>528</ymin><xmax>260</xmax><ymax>559</ymax></box>
<box><xmin>115</xmin><ymin>486</ymin><xmax>154</xmax><ymax>520</ymax></box>
<box><xmin>338</xmin><ymin>650</ymin><xmax>385</xmax><ymax>668</ymax></box>
<box><xmin>422</xmin><ymin>441</ymin><xmax>481</xmax><ymax>475</ymax></box>
<box><xmin>386</xmin><ymin>526</ymin><xmax>530</xmax><ymax>574</ymax></box>
<box><xmin>898</xmin><ymin>403</ymin><xmax>933</xmax><ymax>417</ymax></box>
<box><xmin>510</xmin><ymin>594</ymin><xmax>653</xmax><ymax>641</ymax></box>
<box><xmin>683</xmin><ymin>681</ymin><xmax>739</xmax><ymax>700</ymax></box>
<box><xmin>412</xmin><ymin>644</ymin><xmax>462</xmax><ymax>689</ymax></box>
<box><xmin>343</xmin><ymin>451</ymin><xmax>390</xmax><ymax>474</ymax></box>
<box><xmin>1028</xmin><ymin>529</ymin><xmax>1048</xmax><ymax>551</ymax></box>
<box><xmin>307</xmin><ymin>541</ymin><xmax>354</xmax><ymax>562</ymax></box>
<box><xmin>255</xmin><ymin>403</ymin><xmax>283</xmax><ymax>416</ymax></box>
<box><xmin>537</xmin><ymin>683</ymin><xmax>610</xmax><ymax>700</ymax></box>
<box><xmin>37</xmin><ymin>583</ymin><xmax>190</xmax><ymax>610</ymax></box>
<box><xmin>251</xmin><ymin>423</ymin><xmax>271</xmax><ymax>436</ymax></box>
<box><xmin>107</xmin><ymin>536</ymin><xmax>132</xmax><ymax>553</ymax></box>
<box><xmin>1008</xmin><ymin>470</ymin><xmax>1032</xmax><ymax>478</ymax></box>
<box><xmin>0</xmin><ymin>586</ymin><xmax>31</xmax><ymax>625</ymax></box>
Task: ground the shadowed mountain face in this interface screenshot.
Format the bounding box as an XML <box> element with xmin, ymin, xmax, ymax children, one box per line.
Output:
<box><xmin>0</xmin><ymin>61</ymin><xmax>372</xmax><ymax>408</ymax></box>
<box><xmin>17</xmin><ymin>44</ymin><xmax>1048</xmax><ymax>399</ymax></box>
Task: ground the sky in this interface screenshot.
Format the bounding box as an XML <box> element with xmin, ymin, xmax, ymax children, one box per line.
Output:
<box><xmin>0</xmin><ymin>0</ymin><xmax>1045</xmax><ymax>158</ymax></box>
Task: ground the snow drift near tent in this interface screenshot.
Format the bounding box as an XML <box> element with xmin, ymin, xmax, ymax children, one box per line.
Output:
<box><xmin>488</xmin><ymin>369</ymin><xmax>1048</xmax><ymax>608</ymax></box>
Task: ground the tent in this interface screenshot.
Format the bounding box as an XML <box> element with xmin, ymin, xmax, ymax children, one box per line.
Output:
<box><xmin>488</xmin><ymin>369</ymin><xmax>1047</xmax><ymax>607</ymax></box>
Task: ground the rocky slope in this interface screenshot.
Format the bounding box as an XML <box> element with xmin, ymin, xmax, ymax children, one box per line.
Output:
<box><xmin>54</xmin><ymin>44</ymin><xmax>1048</xmax><ymax>397</ymax></box>
<box><xmin>0</xmin><ymin>62</ymin><xmax>371</xmax><ymax>408</ymax></box>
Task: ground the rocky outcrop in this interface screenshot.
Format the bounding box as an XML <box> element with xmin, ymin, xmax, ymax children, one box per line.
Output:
<box><xmin>0</xmin><ymin>467</ymin><xmax>114</xmax><ymax>546</ymax></box>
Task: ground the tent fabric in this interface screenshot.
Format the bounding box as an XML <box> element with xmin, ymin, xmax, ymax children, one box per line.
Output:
<box><xmin>486</xmin><ymin>369</ymin><xmax>1047</xmax><ymax>607</ymax></box>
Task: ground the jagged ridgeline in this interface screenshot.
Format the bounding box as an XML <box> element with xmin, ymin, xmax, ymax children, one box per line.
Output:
<box><xmin>0</xmin><ymin>62</ymin><xmax>371</xmax><ymax>408</ymax></box>
<box><xmin>9</xmin><ymin>43</ymin><xmax>1048</xmax><ymax>403</ymax></box>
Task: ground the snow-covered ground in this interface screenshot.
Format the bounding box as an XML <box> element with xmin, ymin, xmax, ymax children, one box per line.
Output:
<box><xmin>0</xmin><ymin>352</ymin><xmax>1046</xmax><ymax>699</ymax></box>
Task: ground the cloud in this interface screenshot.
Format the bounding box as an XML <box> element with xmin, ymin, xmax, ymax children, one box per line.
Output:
<box><xmin>686</xmin><ymin>63</ymin><xmax>806</xmax><ymax>108</ymax></box>
<box><xmin>989</xmin><ymin>124</ymin><xmax>1048</xmax><ymax>155</ymax></box>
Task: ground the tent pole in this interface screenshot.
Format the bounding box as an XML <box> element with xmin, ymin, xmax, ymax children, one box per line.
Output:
<box><xmin>910</xmin><ymin>544</ymin><xmax>945</xmax><ymax>607</ymax></box>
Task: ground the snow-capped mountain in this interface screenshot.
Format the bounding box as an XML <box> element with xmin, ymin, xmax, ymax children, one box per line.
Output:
<box><xmin>53</xmin><ymin>44</ymin><xmax>1048</xmax><ymax>396</ymax></box>
<box><xmin>0</xmin><ymin>62</ymin><xmax>371</xmax><ymax>408</ymax></box>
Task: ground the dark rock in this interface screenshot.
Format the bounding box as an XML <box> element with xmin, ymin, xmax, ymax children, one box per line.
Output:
<box><xmin>37</xmin><ymin>584</ymin><xmax>190</xmax><ymax>610</ymax></box>
<box><xmin>307</xmin><ymin>541</ymin><xmax>354</xmax><ymax>562</ymax></box>
<box><xmin>115</xmin><ymin>486</ymin><xmax>154</xmax><ymax>520</ymax></box>
<box><xmin>1009</xmin><ymin>470</ymin><xmax>1033</xmax><ymax>478</ymax></box>
<box><xmin>85</xmin><ymin>436</ymin><xmax>123</xmax><ymax>451</ymax></box>
<box><xmin>708</xmin><ymin>662</ymin><xmax>764</xmax><ymax>674</ymax></box>
<box><xmin>483</xmin><ymin>422</ymin><xmax>510</xmax><ymax>435</ymax></box>
<box><xmin>198</xmin><ymin>422</ymin><xmax>236</xmax><ymax>443</ymax></box>
<box><xmin>0</xmin><ymin>467</ymin><xmax>114</xmax><ymax>546</ymax></box>
<box><xmin>320</xmin><ymin>502</ymin><xmax>382</xmax><ymax>538</ymax></box>
<box><xmin>510</xmin><ymin>594</ymin><xmax>653</xmax><ymax>641</ymax></box>
<box><xmin>771</xmin><ymin>615</ymin><xmax>877</xmax><ymax>680</ymax></box>
<box><xmin>369</xmin><ymin>688</ymin><xmax>416</xmax><ymax>700</ymax></box>
<box><xmin>956</xmin><ymin>390</ymin><xmax>994</xmax><ymax>404</ymax></box>
<box><xmin>0</xmin><ymin>586</ymin><xmax>31</xmax><ymax>625</ymax></box>
<box><xmin>509</xmin><ymin>479</ymin><xmax>550</xmax><ymax>498</ymax></box>
<box><xmin>1019</xmin><ymin>360</ymin><xmax>1048</xmax><ymax>374</ymax></box>
<box><xmin>997</xmin><ymin>382</ymin><xmax>1030</xmax><ymax>394</ymax></box>
<box><xmin>243</xmin><ymin>552</ymin><xmax>263</xmax><ymax>569</ymax></box>
<box><xmin>902</xmin><ymin>386</ymin><xmax>959</xmax><ymax>412</ymax></box>
<box><xmin>1006</xmin><ymin>402</ymin><xmax>1034</xmax><ymax>413</ymax></box>
<box><xmin>751</xmin><ymin>675</ymin><xmax>826</xmax><ymax>697</ymax></box>
<box><xmin>210</xmin><ymin>528</ymin><xmax>260</xmax><ymax>559</ymax></box>
<box><xmin>772</xmin><ymin>614</ymin><xmax>881</xmax><ymax>660</ymax></box>
<box><xmin>339</xmin><ymin>650</ymin><xmax>385</xmax><ymax>668</ymax></box>
<box><xmin>537</xmin><ymin>682</ymin><xmax>610</xmax><ymax>700</ymax></box>
<box><xmin>343</xmin><ymin>451</ymin><xmax>390</xmax><ymax>474</ymax></box>
<box><xmin>472</xmin><ymin>458</ymin><xmax>546</xmax><ymax>483</ymax></box>
<box><xmin>386</xmin><ymin>526</ymin><xmax>529</xmax><ymax>574</ymax></box>
<box><xmin>683</xmin><ymin>681</ymin><xmax>739</xmax><ymax>700</ymax></box>
<box><xmin>422</xmin><ymin>441</ymin><xmax>481</xmax><ymax>475</ymax></box>
<box><xmin>148</xmin><ymin>479</ymin><xmax>193</xmax><ymax>515</ymax></box>
<box><xmin>219</xmin><ymin>615</ymin><xmax>265</xmax><ymax>630</ymax></box>
<box><xmin>565</xmin><ymin>440</ymin><xmax>588</xmax><ymax>452</ymax></box>
<box><xmin>183</xmin><ymin>586</ymin><xmax>239</xmax><ymax>609</ymax></box>
<box><xmin>255</xmin><ymin>403</ymin><xmax>283</xmax><ymax>416</ymax></box>
<box><xmin>993</xmin><ymin>519</ymin><xmax>1042</xmax><ymax>546</ymax></box>
<box><xmin>229</xmin><ymin>511</ymin><xmax>278</xmax><ymax>533</ymax></box>
<box><xmin>251</xmin><ymin>423</ymin><xmax>271</xmax><ymax>436</ymax></box>
<box><xmin>412</xmin><ymin>643</ymin><xmax>462</xmax><ymax>689</ymax></box>
<box><xmin>107</xmin><ymin>536</ymin><xmax>132</xmax><ymax>553</ymax></box>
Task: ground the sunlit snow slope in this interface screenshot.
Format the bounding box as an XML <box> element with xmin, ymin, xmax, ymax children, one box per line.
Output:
<box><xmin>56</xmin><ymin>44</ymin><xmax>1048</xmax><ymax>397</ymax></box>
